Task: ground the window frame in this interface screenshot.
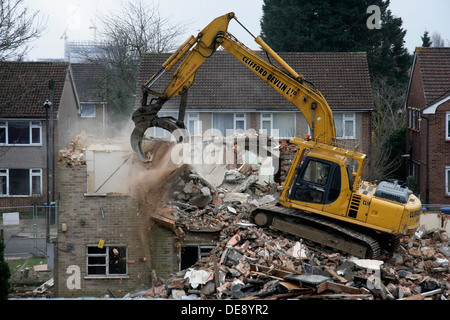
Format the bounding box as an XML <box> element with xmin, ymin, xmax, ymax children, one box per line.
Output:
<box><xmin>81</xmin><ymin>103</ymin><xmax>96</xmax><ymax>118</ymax></box>
<box><xmin>186</xmin><ymin>112</ymin><xmax>200</xmax><ymax>134</ymax></box>
<box><xmin>260</xmin><ymin>112</ymin><xmax>296</xmax><ymax>139</ymax></box>
<box><xmin>180</xmin><ymin>245</ymin><xmax>214</xmax><ymax>271</ymax></box>
<box><xmin>446</xmin><ymin>166</ymin><xmax>450</xmax><ymax>196</ymax></box>
<box><xmin>0</xmin><ymin>120</ymin><xmax>42</xmax><ymax>146</ymax></box>
<box><xmin>446</xmin><ymin>112</ymin><xmax>450</xmax><ymax>140</ymax></box>
<box><xmin>212</xmin><ymin>112</ymin><xmax>247</xmax><ymax>136</ymax></box>
<box><xmin>0</xmin><ymin>169</ymin><xmax>8</xmax><ymax>196</ymax></box>
<box><xmin>334</xmin><ymin>112</ymin><xmax>356</xmax><ymax>139</ymax></box>
<box><xmin>85</xmin><ymin>245</ymin><xmax>128</xmax><ymax>278</ymax></box>
<box><xmin>30</xmin><ymin>169</ymin><xmax>43</xmax><ymax>196</ymax></box>
<box><xmin>408</xmin><ymin>107</ymin><xmax>422</xmax><ymax>132</ymax></box>
<box><xmin>234</xmin><ymin>113</ymin><xmax>246</xmax><ymax>132</ymax></box>
<box><xmin>0</xmin><ymin>121</ymin><xmax>6</xmax><ymax>144</ymax></box>
<box><xmin>0</xmin><ymin>168</ymin><xmax>42</xmax><ymax>197</ymax></box>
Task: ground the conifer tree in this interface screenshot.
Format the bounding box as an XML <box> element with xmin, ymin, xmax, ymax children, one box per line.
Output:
<box><xmin>260</xmin><ymin>0</ymin><xmax>411</xmax><ymax>85</ymax></box>
<box><xmin>421</xmin><ymin>31</ymin><xmax>432</xmax><ymax>47</ymax></box>
<box><xmin>0</xmin><ymin>234</ymin><xmax>11</xmax><ymax>300</ymax></box>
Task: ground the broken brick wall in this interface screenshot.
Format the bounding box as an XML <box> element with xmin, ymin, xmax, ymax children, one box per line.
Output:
<box><xmin>55</xmin><ymin>164</ymin><xmax>153</xmax><ymax>298</ymax></box>
<box><xmin>279</xmin><ymin>139</ymin><xmax>298</xmax><ymax>182</ymax></box>
<box><xmin>149</xmin><ymin>224</ymin><xmax>180</xmax><ymax>279</ymax></box>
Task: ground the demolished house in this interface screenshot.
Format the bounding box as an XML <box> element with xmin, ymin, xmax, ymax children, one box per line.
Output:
<box><xmin>52</xmin><ymin>131</ymin><xmax>450</xmax><ymax>300</ymax></box>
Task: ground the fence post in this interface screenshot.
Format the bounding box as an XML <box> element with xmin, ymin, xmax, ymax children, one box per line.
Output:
<box><xmin>33</xmin><ymin>205</ymin><xmax>37</xmax><ymax>257</ymax></box>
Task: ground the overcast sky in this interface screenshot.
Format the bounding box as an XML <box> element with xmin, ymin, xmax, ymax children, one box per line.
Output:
<box><xmin>24</xmin><ymin>0</ymin><xmax>450</xmax><ymax>61</ymax></box>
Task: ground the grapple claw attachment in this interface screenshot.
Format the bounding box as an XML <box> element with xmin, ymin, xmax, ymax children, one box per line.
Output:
<box><xmin>130</xmin><ymin>121</ymin><xmax>151</xmax><ymax>161</ymax></box>
<box><xmin>130</xmin><ymin>117</ymin><xmax>188</xmax><ymax>161</ymax></box>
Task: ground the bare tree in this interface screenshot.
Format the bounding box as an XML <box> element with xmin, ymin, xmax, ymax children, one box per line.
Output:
<box><xmin>431</xmin><ymin>32</ymin><xmax>447</xmax><ymax>47</ymax></box>
<box><xmin>81</xmin><ymin>0</ymin><xmax>187</xmax><ymax>122</ymax></box>
<box><xmin>0</xmin><ymin>0</ymin><xmax>46</xmax><ymax>61</ymax></box>
<box><xmin>98</xmin><ymin>0</ymin><xmax>185</xmax><ymax>55</ymax></box>
<box><xmin>368</xmin><ymin>75</ymin><xmax>407</xmax><ymax>181</ymax></box>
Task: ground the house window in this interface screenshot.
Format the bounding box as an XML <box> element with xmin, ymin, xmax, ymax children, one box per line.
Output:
<box><xmin>334</xmin><ymin>112</ymin><xmax>355</xmax><ymax>139</ymax></box>
<box><xmin>180</xmin><ymin>245</ymin><xmax>214</xmax><ymax>270</ymax></box>
<box><xmin>186</xmin><ymin>112</ymin><xmax>200</xmax><ymax>134</ymax></box>
<box><xmin>0</xmin><ymin>122</ymin><xmax>5</xmax><ymax>143</ymax></box>
<box><xmin>408</xmin><ymin>107</ymin><xmax>421</xmax><ymax>131</ymax></box>
<box><xmin>0</xmin><ymin>120</ymin><xmax>42</xmax><ymax>145</ymax></box>
<box><xmin>261</xmin><ymin>113</ymin><xmax>272</xmax><ymax>135</ymax></box>
<box><xmin>446</xmin><ymin>112</ymin><xmax>450</xmax><ymax>140</ymax></box>
<box><xmin>212</xmin><ymin>113</ymin><xmax>246</xmax><ymax>136</ymax></box>
<box><xmin>30</xmin><ymin>122</ymin><xmax>41</xmax><ymax>144</ymax></box>
<box><xmin>81</xmin><ymin>104</ymin><xmax>96</xmax><ymax>118</ymax></box>
<box><xmin>0</xmin><ymin>168</ymin><xmax>42</xmax><ymax>196</ymax></box>
<box><xmin>31</xmin><ymin>169</ymin><xmax>42</xmax><ymax>195</ymax></box>
<box><xmin>446</xmin><ymin>167</ymin><xmax>450</xmax><ymax>196</ymax></box>
<box><xmin>87</xmin><ymin>245</ymin><xmax>127</xmax><ymax>276</ymax></box>
<box><xmin>235</xmin><ymin>113</ymin><xmax>246</xmax><ymax>131</ymax></box>
<box><xmin>0</xmin><ymin>170</ymin><xmax>7</xmax><ymax>195</ymax></box>
<box><xmin>260</xmin><ymin>112</ymin><xmax>296</xmax><ymax>138</ymax></box>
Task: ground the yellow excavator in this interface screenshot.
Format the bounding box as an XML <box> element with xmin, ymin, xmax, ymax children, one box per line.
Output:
<box><xmin>130</xmin><ymin>13</ymin><xmax>422</xmax><ymax>259</ymax></box>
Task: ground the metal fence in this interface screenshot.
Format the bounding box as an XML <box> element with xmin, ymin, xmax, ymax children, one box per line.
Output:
<box><xmin>1</xmin><ymin>205</ymin><xmax>58</xmax><ymax>258</ymax></box>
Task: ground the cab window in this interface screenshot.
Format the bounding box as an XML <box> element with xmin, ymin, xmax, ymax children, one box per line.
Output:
<box><xmin>302</xmin><ymin>160</ymin><xmax>330</xmax><ymax>186</ymax></box>
<box><xmin>290</xmin><ymin>158</ymin><xmax>341</xmax><ymax>204</ymax></box>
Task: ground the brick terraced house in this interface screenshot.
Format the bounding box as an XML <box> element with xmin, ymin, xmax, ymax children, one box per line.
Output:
<box><xmin>405</xmin><ymin>47</ymin><xmax>450</xmax><ymax>204</ymax></box>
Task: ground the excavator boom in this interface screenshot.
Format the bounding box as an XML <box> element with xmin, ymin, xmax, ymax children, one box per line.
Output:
<box><xmin>131</xmin><ymin>12</ymin><xmax>335</xmax><ymax>160</ymax></box>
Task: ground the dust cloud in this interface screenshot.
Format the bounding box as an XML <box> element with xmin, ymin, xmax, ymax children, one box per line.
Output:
<box><xmin>127</xmin><ymin>139</ymin><xmax>185</xmax><ymax>267</ymax></box>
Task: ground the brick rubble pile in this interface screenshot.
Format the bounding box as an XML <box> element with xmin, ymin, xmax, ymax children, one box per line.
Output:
<box><xmin>128</xmin><ymin>141</ymin><xmax>450</xmax><ymax>300</ymax></box>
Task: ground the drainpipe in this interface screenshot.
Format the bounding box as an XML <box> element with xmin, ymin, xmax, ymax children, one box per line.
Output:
<box><xmin>44</xmin><ymin>100</ymin><xmax>51</xmax><ymax>245</ymax></box>
<box><xmin>422</xmin><ymin>114</ymin><xmax>429</xmax><ymax>203</ymax></box>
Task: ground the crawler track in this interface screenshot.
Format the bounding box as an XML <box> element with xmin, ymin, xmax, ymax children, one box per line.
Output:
<box><xmin>250</xmin><ymin>205</ymin><xmax>383</xmax><ymax>259</ymax></box>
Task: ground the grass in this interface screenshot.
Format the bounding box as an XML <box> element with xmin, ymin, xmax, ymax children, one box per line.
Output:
<box><xmin>7</xmin><ymin>257</ymin><xmax>47</xmax><ymax>274</ymax></box>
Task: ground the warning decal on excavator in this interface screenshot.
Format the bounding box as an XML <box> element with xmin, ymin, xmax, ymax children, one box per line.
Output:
<box><xmin>175</xmin><ymin>63</ymin><xmax>197</xmax><ymax>88</ymax></box>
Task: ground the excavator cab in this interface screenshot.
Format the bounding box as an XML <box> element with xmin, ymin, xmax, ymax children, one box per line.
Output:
<box><xmin>290</xmin><ymin>157</ymin><xmax>341</xmax><ymax>205</ymax></box>
<box><xmin>283</xmin><ymin>143</ymin><xmax>357</xmax><ymax>219</ymax></box>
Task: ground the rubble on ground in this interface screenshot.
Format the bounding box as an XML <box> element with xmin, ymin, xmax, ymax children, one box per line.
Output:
<box><xmin>139</xmin><ymin>210</ymin><xmax>450</xmax><ymax>300</ymax></box>
<box><xmin>133</xmin><ymin>139</ymin><xmax>450</xmax><ymax>300</ymax></box>
<box><xmin>8</xmin><ymin>262</ymin><xmax>54</xmax><ymax>298</ymax></box>
<box><xmin>55</xmin><ymin>135</ymin><xmax>450</xmax><ymax>300</ymax></box>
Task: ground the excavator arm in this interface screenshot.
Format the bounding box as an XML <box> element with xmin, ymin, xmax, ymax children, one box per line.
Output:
<box><xmin>131</xmin><ymin>12</ymin><xmax>336</xmax><ymax>160</ymax></box>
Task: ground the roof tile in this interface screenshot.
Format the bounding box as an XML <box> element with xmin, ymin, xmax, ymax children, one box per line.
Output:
<box><xmin>0</xmin><ymin>62</ymin><xmax>69</xmax><ymax>118</ymax></box>
<box><xmin>416</xmin><ymin>47</ymin><xmax>450</xmax><ymax>106</ymax></box>
<box><xmin>70</xmin><ymin>63</ymin><xmax>107</xmax><ymax>103</ymax></box>
<box><xmin>136</xmin><ymin>51</ymin><xmax>374</xmax><ymax>112</ymax></box>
